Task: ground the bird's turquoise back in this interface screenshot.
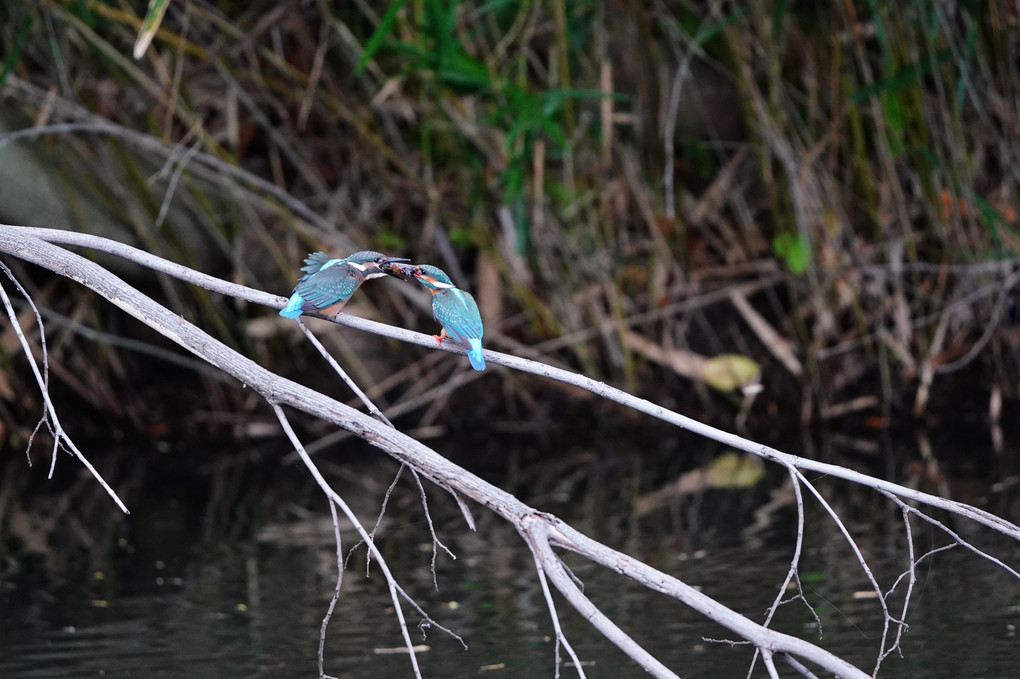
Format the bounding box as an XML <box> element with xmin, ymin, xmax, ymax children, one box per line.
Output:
<box><xmin>433</xmin><ymin>287</ymin><xmax>483</xmax><ymax>343</ymax></box>
<box><xmin>293</xmin><ymin>262</ymin><xmax>364</xmax><ymax>309</ymax></box>
<box><xmin>410</xmin><ymin>265</ymin><xmax>486</xmax><ymax>369</ymax></box>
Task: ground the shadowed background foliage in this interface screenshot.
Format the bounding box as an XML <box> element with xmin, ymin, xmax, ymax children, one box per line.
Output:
<box><xmin>0</xmin><ymin>0</ymin><xmax>1018</xmax><ymax>442</ymax></box>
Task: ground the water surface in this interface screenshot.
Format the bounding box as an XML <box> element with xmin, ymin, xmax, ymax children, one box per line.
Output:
<box><xmin>1</xmin><ymin>434</ymin><xmax>1017</xmax><ymax>678</ymax></box>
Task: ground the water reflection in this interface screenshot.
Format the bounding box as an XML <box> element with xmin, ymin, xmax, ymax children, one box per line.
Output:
<box><xmin>1</xmin><ymin>434</ymin><xmax>1017</xmax><ymax>678</ymax></box>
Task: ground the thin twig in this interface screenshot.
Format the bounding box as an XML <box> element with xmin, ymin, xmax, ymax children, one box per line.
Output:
<box><xmin>935</xmin><ymin>268</ymin><xmax>1020</xmax><ymax>375</ymax></box>
<box><xmin>0</xmin><ymin>262</ymin><xmax>128</xmax><ymax>513</ymax></box>
<box><xmin>880</xmin><ymin>491</ymin><xmax>1019</xmax><ymax>579</ymax></box>
<box><xmin>794</xmin><ymin>469</ymin><xmax>898</xmax><ymax>673</ymax></box>
<box><xmin>408</xmin><ymin>466</ymin><xmax>456</xmax><ymax>590</ymax></box>
<box><xmin>748</xmin><ymin>464</ymin><xmax>818</xmax><ymax>678</ymax></box>
<box><xmin>318</xmin><ymin>499</ymin><xmax>345</xmax><ymax>678</ymax></box>
<box><xmin>527</xmin><ymin>537</ymin><xmax>587</xmax><ymax>679</ymax></box>
<box><xmin>350</xmin><ymin>463</ymin><xmax>404</xmax><ymax>575</ymax></box>
<box><xmin>882</xmin><ymin>503</ymin><xmax>917</xmax><ymax>664</ymax></box>
<box><xmin>153</xmin><ymin>139</ymin><xmax>203</xmax><ymax>231</ymax></box>
<box><xmin>296</xmin><ymin>318</ymin><xmax>394</xmax><ymax>427</ymax></box>
<box><xmin>274</xmin><ymin>405</ymin><xmax>423</xmax><ymax>679</ymax></box>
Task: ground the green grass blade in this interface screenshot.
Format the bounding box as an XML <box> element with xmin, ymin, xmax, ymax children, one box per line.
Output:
<box><xmin>0</xmin><ymin>15</ymin><xmax>32</xmax><ymax>87</ymax></box>
<box><xmin>955</xmin><ymin>21</ymin><xmax>978</xmax><ymax>112</ymax></box>
<box><xmin>356</xmin><ymin>0</ymin><xmax>409</xmax><ymax>74</ymax></box>
<box><xmin>133</xmin><ymin>0</ymin><xmax>172</xmax><ymax>59</ymax></box>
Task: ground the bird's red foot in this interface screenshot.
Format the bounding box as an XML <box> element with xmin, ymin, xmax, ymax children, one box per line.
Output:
<box><xmin>432</xmin><ymin>334</ymin><xmax>443</xmax><ymax>347</ymax></box>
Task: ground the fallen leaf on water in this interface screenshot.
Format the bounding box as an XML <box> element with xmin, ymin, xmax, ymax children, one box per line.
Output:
<box><xmin>704</xmin><ymin>451</ymin><xmax>766</xmax><ymax>488</ymax></box>
<box><xmin>635</xmin><ymin>452</ymin><xmax>764</xmax><ymax>515</ymax></box>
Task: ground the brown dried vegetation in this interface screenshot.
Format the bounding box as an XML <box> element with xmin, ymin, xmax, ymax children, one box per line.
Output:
<box><xmin>0</xmin><ymin>1</ymin><xmax>1018</xmax><ymax>441</ymax></box>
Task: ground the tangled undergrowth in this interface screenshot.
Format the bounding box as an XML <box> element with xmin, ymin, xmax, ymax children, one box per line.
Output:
<box><xmin>0</xmin><ymin>1</ymin><xmax>1018</xmax><ymax>442</ymax></box>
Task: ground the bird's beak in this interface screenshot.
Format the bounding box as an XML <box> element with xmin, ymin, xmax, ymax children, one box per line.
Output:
<box><xmin>380</xmin><ymin>259</ymin><xmax>417</xmax><ymax>280</ymax></box>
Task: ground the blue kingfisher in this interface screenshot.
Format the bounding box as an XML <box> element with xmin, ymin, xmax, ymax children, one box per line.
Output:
<box><xmin>280</xmin><ymin>251</ymin><xmax>408</xmax><ymax>318</ymax></box>
<box><xmin>384</xmin><ymin>262</ymin><xmax>486</xmax><ymax>371</ymax></box>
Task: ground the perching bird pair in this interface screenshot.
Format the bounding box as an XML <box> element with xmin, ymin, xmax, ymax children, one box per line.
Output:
<box><xmin>279</xmin><ymin>251</ymin><xmax>486</xmax><ymax>371</ymax></box>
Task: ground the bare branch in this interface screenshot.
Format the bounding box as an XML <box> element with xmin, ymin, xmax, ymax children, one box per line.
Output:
<box><xmin>319</xmin><ymin>499</ymin><xmax>345</xmax><ymax>677</ymax></box>
<box><xmin>794</xmin><ymin>469</ymin><xmax>898</xmax><ymax>672</ymax></box>
<box><xmin>527</xmin><ymin>544</ymin><xmax>587</xmax><ymax>679</ymax></box>
<box><xmin>14</xmin><ymin>225</ymin><xmax>1017</xmax><ymax>544</ymax></box>
<box><xmin>748</xmin><ymin>465</ymin><xmax>818</xmax><ymax>678</ymax></box>
<box><xmin>295</xmin><ymin>317</ymin><xmax>394</xmax><ymax>427</ymax></box>
<box><xmin>522</xmin><ymin>516</ymin><xmax>677</xmax><ymax>679</ymax></box>
<box><xmin>274</xmin><ymin>404</ymin><xmax>423</xmax><ymax>679</ymax></box>
<box><xmin>408</xmin><ymin>466</ymin><xmax>456</xmax><ymax>590</ymax></box>
<box><xmin>782</xmin><ymin>653</ymin><xmax>822</xmax><ymax>679</ymax></box>
<box><xmin>0</xmin><ymin>261</ymin><xmax>128</xmax><ymax>513</ymax></box>
<box><xmin>762</xmin><ymin>651</ymin><xmax>781</xmax><ymax>679</ymax></box>
<box><xmin>880</xmin><ymin>491</ymin><xmax>1019</xmax><ymax>579</ymax></box>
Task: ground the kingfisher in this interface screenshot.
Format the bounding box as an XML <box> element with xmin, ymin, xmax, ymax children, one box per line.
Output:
<box><xmin>385</xmin><ymin>262</ymin><xmax>486</xmax><ymax>371</ymax></box>
<box><xmin>279</xmin><ymin>251</ymin><xmax>408</xmax><ymax>318</ymax></box>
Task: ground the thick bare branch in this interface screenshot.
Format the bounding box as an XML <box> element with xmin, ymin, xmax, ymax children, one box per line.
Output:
<box><xmin>0</xmin><ymin>224</ymin><xmax>882</xmax><ymax>677</ymax></box>
<box><xmin>522</xmin><ymin>516</ymin><xmax>677</xmax><ymax>679</ymax></box>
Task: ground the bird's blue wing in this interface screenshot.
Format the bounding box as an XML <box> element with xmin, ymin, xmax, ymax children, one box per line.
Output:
<box><xmin>433</xmin><ymin>288</ymin><xmax>484</xmax><ymax>344</ymax></box>
<box><xmin>301</xmin><ymin>251</ymin><xmax>332</xmax><ymax>275</ymax></box>
<box><xmin>294</xmin><ymin>264</ymin><xmax>361</xmax><ymax>309</ymax></box>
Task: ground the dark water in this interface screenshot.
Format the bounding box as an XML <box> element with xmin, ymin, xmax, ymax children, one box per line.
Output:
<box><xmin>1</xmin><ymin>433</ymin><xmax>1018</xmax><ymax>678</ymax></box>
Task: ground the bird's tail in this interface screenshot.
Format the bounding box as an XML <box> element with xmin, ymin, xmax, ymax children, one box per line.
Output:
<box><xmin>279</xmin><ymin>293</ymin><xmax>305</xmax><ymax>318</ymax></box>
<box><xmin>467</xmin><ymin>339</ymin><xmax>486</xmax><ymax>371</ymax></box>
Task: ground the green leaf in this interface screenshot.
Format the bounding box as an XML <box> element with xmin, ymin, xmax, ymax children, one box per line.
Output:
<box><xmin>772</xmin><ymin>232</ymin><xmax>811</xmax><ymax>274</ymax></box>
<box><xmin>883</xmin><ymin>93</ymin><xmax>904</xmax><ymax>134</ymax></box>
<box><xmin>501</xmin><ymin>162</ymin><xmax>524</xmax><ymax>201</ymax></box>
<box><xmin>538</xmin><ymin>117</ymin><xmax>567</xmax><ymax>147</ymax></box>
<box><xmin>438</xmin><ymin>51</ymin><xmax>491</xmax><ymax>90</ymax></box>
<box><xmin>357</xmin><ymin>0</ymin><xmax>409</xmax><ymax>74</ymax></box>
